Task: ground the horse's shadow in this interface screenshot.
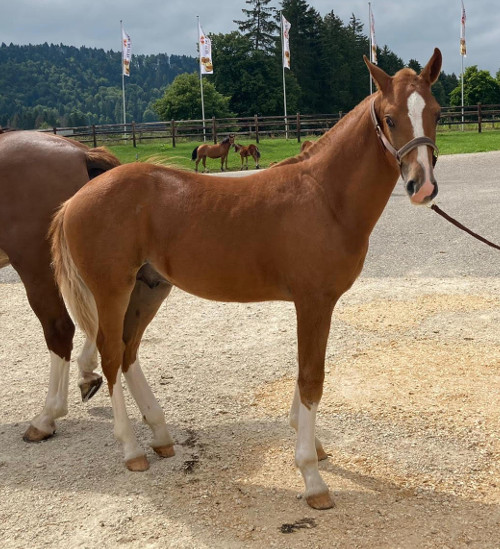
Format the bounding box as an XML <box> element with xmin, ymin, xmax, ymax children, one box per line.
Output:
<box><xmin>1</xmin><ymin>406</ymin><xmax>499</xmax><ymax>547</ymax></box>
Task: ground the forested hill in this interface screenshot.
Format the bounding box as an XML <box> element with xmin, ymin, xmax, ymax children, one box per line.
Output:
<box><xmin>0</xmin><ymin>43</ymin><xmax>197</xmax><ymax>129</ymax></box>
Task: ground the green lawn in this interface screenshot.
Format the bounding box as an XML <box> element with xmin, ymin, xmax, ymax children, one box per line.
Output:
<box><xmin>108</xmin><ymin>130</ymin><xmax>500</xmax><ymax>169</ymax></box>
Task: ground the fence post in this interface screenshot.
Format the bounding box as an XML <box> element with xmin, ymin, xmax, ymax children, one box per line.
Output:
<box><xmin>132</xmin><ymin>121</ymin><xmax>137</xmax><ymax>148</ymax></box>
<box><xmin>296</xmin><ymin>113</ymin><xmax>301</xmax><ymax>143</ymax></box>
<box><xmin>254</xmin><ymin>114</ymin><xmax>259</xmax><ymax>144</ymax></box>
<box><xmin>92</xmin><ymin>125</ymin><xmax>97</xmax><ymax>147</ymax></box>
<box><xmin>171</xmin><ymin>119</ymin><xmax>176</xmax><ymax>148</ymax></box>
<box><xmin>53</xmin><ymin>127</ymin><xmax>57</xmax><ymax>135</ymax></box>
<box><xmin>477</xmin><ymin>103</ymin><xmax>482</xmax><ymax>133</ymax></box>
<box><xmin>212</xmin><ymin>116</ymin><xmax>217</xmax><ymax>143</ymax></box>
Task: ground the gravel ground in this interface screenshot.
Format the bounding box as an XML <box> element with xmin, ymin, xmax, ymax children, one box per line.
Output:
<box><xmin>0</xmin><ymin>151</ymin><xmax>499</xmax><ymax>548</ymax></box>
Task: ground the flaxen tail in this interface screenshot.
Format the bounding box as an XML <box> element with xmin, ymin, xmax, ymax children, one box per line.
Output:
<box><xmin>50</xmin><ymin>203</ymin><xmax>98</xmax><ymax>341</ymax></box>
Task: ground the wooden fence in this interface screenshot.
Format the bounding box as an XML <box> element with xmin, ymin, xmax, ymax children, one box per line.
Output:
<box><xmin>41</xmin><ymin>103</ymin><xmax>500</xmax><ymax>147</ymax></box>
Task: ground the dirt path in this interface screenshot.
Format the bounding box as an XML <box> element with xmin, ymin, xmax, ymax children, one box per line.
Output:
<box><xmin>1</xmin><ymin>152</ymin><xmax>499</xmax><ymax>548</ymax></box>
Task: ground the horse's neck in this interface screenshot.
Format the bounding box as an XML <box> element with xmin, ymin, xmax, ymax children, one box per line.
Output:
<box><xmin>313</xmin><ymin>98</ymin><xmax>400</xmax><ymax>236</ymax></box>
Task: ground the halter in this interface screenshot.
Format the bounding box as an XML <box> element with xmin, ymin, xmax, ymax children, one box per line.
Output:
<box><xmin>370</xmin><ymin>99</ymin><xmax>439</xmax><ymax>169</ymax></box>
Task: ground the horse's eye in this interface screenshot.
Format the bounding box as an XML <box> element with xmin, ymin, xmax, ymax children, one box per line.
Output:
<box><xmin>385</xmin><ymin>116</ymin><xmax>395</xmax><ymax>128</ymax></box>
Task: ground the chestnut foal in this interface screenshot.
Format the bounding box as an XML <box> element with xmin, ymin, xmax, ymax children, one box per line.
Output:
<box><xmin>51</xmin><ymin>50</ymin><xmax>442</xmax><ymax>509</ymax></box>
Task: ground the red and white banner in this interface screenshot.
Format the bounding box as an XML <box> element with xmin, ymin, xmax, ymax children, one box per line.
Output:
<box><xmin>370</xmin><ymin>7</ymin><xmax>377</xmax><ymax>64</ymax></box>
<box><xmin>198</xmin><ymin>21</ymin><xmax>213</xmax><ymax>75</ymax></box>
<box><xmin>122</xmin><ymin>27</ymin><xmax>131</xmax><ymax>76</ymax></box>
<box><xmin>460</xmin><ymin>1</ymin><xmax>467</xmax><ymax>57</ymax></box>
<box><xmin>282</xmin><ymin>15</ymin><xmax>291</xmax><ymax>69</ymax></box>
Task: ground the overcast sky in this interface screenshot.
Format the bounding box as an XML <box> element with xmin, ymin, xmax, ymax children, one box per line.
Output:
<box><xmin>1</xmin><ymin>0</ymin><xmax>498</xmax><ymax>77</ymax></box>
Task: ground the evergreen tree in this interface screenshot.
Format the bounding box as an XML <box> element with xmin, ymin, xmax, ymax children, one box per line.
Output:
<box><xmin>234</xmin><ymin>0</ymin><xmax>279</xmax><ymax>51</ymax></box>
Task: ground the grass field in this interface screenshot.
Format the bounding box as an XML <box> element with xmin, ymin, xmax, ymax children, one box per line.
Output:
<box><xmin>108</xmin><ymin>130</ymin><xmax>500</xmax><ymax>169</ymax></box>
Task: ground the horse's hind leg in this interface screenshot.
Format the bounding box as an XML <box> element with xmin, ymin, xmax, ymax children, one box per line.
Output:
<box><xmin>95</xmin><ymin>287</ymin><xmax>150</xmax><ymax>471</ymax></box>
<box><xmin>13</xmin><ymin>255</ymin><xmax>75</xmax><ymax>442</ymax></box>
<box><xmin>122</xmin><ymin>265</ymin><xmax>175</xmax><ymax>458</ymax></box>
<box><xmin>77</xmin><ymin>337</ymin><xmax>102</xmax><ymax>402</ymax></box>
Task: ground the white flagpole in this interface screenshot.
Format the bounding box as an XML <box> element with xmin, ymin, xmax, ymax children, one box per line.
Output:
<box><xmin>197</xmin><ymin>16</ymin><xmax>207</xmax><ymax>142</ymax></box>
<box><xmin>368</xmin><ymin>3</ymin><xmax>373</xmax><ymax>95</ymax></box>
<box><xmin>120</xmin><ymin>20</ymin><xmax>127</xmax><ymax>127</ymax></box>
<box><xmin>281</xmin><ymin>13</ymin><xmax>288</xmax><ymax>139</ymax></box>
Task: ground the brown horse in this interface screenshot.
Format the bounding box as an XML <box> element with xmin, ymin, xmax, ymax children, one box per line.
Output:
<box><xmin>50</xmin><ymin>49</ymin><xmax>442</xmax><ymax>509</ymax></box>
<box><xmin>0</xmin><ymin>131</ymin><xmax>171</xmax><ymax>442</ymax></box>
<box><xmin>233</xmin><ymin>143</ymin><xmax>261</xmax><ymax>169</ymax></box>
<box><xmin>191</xmin><ymin>135</ymin><xmax>235</xmax><ymax>172</ymax></box>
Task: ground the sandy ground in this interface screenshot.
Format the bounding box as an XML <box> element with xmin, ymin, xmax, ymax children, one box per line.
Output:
<box><xmin>1</xmin><ymin>152</ymin><xmax>499</xmax><ymax>548</ymax></box>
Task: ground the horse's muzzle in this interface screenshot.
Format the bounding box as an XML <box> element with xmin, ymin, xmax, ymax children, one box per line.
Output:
<box><xmin>406</xmin><ymin>178</ymin><xmax>438</xmax><ymax>205</ymax></box>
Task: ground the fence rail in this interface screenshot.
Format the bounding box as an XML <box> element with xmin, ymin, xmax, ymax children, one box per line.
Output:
<box><xmin>39</xmin><ymin>103</ymin><xmax>500</xmax><ymax>147</ymax></box>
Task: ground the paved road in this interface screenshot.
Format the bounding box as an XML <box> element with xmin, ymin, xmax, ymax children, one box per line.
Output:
<box><xmin>1</xmin><ymin>151</ymin><xmax>499</xmax><ymax>284</ymax></box>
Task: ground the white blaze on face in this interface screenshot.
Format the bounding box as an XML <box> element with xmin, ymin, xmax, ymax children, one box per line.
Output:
<box><xmin>407</xmin><ymin>91</ymin><xmax>434</xmax><ymax>202</ymax></box>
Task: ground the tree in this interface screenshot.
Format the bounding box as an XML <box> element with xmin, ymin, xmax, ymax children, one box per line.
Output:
<box><xmin>234</xmin><ymin>0</ymin><xmax>279</xmax><ymax>51</ymax></box>
<box><xmin>449</xmin><ymin>65</ymin><xmax>500</xmax><ymax>106</ymax></box>
<box><xmin>153</xmin><ymin>72</ymin><xmax>234</xmax><ymax>121</ymax></box>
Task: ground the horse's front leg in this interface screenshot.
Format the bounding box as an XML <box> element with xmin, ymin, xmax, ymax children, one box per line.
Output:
<box><xmin>293</xmin><ymin>297</ymin><xmax>335</xmax><ymax>510</ymax></box>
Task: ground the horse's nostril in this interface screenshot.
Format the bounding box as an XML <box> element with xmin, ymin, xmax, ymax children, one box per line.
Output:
<box><xmin>406</xmin><ymin>180</ymin><xmax>416</xmax><ymax>195</ymax></box>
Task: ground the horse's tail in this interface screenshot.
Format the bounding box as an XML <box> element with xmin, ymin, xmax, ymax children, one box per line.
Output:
<box><xmin>50</xmin><ymin>203</ymin><xmax>98</xmax><ymax>341</ymax></box>
<box><xmin>85</xmin><ymin>146</ymin><xmax>121</xmax><ymax>180</ymax></box>
<box><xmin>191</xmin><ymin>146</ymin><xmax>199</xmax><ymax>161</ymax></box>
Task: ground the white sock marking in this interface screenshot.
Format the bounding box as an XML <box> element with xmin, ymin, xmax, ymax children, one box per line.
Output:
<box><xmin>30</xmin><ymin>351</ymin><xmax>69</xmax><ymax>434</ymax></box>
<box><xmin>123</xmin><ymin>360</ymin><xmax>173</xmax><ymax>449</ymax></box>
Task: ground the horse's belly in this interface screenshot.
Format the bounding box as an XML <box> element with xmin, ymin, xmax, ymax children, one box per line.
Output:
<box><xmin>0</xmin><ymin>248</ymin><xmax>10</xmax><ymax>268</ymax></box>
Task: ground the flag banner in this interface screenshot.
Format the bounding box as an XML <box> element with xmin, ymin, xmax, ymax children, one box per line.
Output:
<box><xmin>460</xmin><ymin>1</ymin><xmax>467</xmax><ymax>57</ymax></box>
<box><xmin>198</xmin><ymin>22</ymin><xmax>213</xmax><ymax>75</ymax></box>
<box><xmin>370</xmin><ymin>8</ymin><xmax>378</xmax><ymax>64</ymax></box>
<box><xmin>122</xmin><ymin>27</ymin><xmax>131</xmax><ymax>76</ymax></box>
<box><xmin>282</xmin><ymin>15</ymin><xmax>291</xmax><ymax>69</ymax></box>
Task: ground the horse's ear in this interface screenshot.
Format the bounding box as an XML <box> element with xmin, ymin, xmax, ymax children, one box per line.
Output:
<box><xmin>364</xmin><ymin>55</ymin><xmax>391</xmax><ymax>93</ymax></box>
<box><xmin>420</xmin><ymin>48</ymin><xmax>442</xmax><ymax>85</ymax></box>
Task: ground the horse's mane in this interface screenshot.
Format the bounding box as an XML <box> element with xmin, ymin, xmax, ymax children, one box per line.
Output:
<box><xmin>271</xmin><ymin>95</ymin><xmax>374</xmax><ymax>168</ymax></box>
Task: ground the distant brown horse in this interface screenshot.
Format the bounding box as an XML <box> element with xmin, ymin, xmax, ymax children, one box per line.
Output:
<box><xmin>233</xmin><ymin>143</ymin><xmax>261</xmax><ymax>169</ymax></box>
<box><xmin>51</xmin><ymin>49</ymin><xmax>442</xmax><ymax>509</ymax></box>
<box><xmin>191</xmin><ymin>135</ymin><xmax>235</xmax><ymax>172</ymax></box>
<box><xmin>0</xmin><ymin>131</ymin><xmax>171</xmax><ymax>442</ymax></box>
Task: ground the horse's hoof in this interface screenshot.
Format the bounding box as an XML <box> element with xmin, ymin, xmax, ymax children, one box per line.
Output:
<box><xmin>317</xmin><ymin>447</ymin><xmax>330</xmax><ymax>461</ymax></box>
<box><xmin>152</xmin><ymin>444</ymin><xmax>175</xmax><ymax>458</ymax></box>
<box><xmin>80</xmin><ymin>376</ymin><xmax>103</xmax><ymax>402</ymax></box>
<box><xmin>306</xmin><ymin>491</ymin><xmax>335</xmax><ymax>510</ymax></box>
<box><xmin>126</xmin><ymin>455</ymin><xmax>150</xmax><ymax>471</ymax></box>
<box><xmin>23</xmin><ymin>425</ymin><xmax>54</xmax><ymax>443</ymax></box>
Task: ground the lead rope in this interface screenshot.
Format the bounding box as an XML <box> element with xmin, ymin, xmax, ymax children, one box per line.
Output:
<box><xmin>428</xmin><ymin>203</ymin><xmax>500</xmax><ymax>251</ymax></box>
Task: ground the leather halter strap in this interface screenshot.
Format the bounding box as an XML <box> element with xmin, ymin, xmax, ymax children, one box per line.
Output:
<box><xmin>370</xmin><ymin>99</ymin><xmax>439</xmax><ymax>167</ymax></box>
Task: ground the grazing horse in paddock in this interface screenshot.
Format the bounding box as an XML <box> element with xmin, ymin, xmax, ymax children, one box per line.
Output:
<box><xmin>0</xmin><ymin>131</ymin><xmax>171</xmax><ymax>442</ymax></box>
<box><xmin>233</xmin><ymin>143</ymin><xmax>261</xmax><ymax>169</ymax></box>
<box><xmin>51</xmin><ymin>49</ymin><xmax>442</xmax><ymax>509</ymax></box>
<box><xmin>191</xmin><ymin>135</ymin><xmax>235</xmax><ymax>172</ymax></box>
